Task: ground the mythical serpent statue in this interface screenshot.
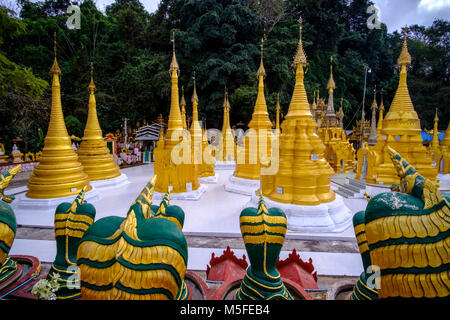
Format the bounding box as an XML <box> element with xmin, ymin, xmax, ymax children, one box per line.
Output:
<box><xmin>351</xmin><ymin>146</ymin><xmax>449</xmax><ymax>299</ymax></box>
<box><xmin>0</xmin><ymin>165</ymin><xmax>21</xmax><ymax>288</ymax></box>
<box><xmin>235</xmin><ymin>193</ymin><xmax>293</xmax><ymax>300</ymax></box>
<box><xmin>76</xmin><ymin>175</ymin><xmax>190</xmax><ymax>300</ymax></box>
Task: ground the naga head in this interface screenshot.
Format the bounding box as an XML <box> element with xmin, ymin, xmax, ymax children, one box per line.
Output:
<box><xmin>387</xmin><ymin>146</ymin><xmax>420</xmax><ymax>195</ymax></box>
<box><xmin>0</xmin><ymin>165</ymin><xmax>21</xmax><ymax>203</ymax></box>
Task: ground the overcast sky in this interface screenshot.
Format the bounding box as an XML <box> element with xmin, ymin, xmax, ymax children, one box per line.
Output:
<box><xmin>92</xmin><ymin>0</ymin><xmax>450</xmax><ymax>33</ymax></box>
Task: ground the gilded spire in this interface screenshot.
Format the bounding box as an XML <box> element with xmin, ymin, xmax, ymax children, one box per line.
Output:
<box><xmin>397</xmin><ymin>28</ymin><xmax>412</xmax><ymax>66</ymax></box>
<box><xmin>191</xmin><ymin>72</ymin><xmax>198</xmax><ymax>103</ymax></box>
<box><xmin>286</xmin><ymin>18</ymin><xmax>312</xmax><ymax>119</ymax></box>
<box><xmin>371</xmin><ymin>86</ymin><xmax>378</xmax><ymax>110</ymax></box>
<box><xmin>88</xmin><ymin>62</ymin><xmax>95</xmax><ymax>92</ymax></box>
<box><xmin>166</xmin><ymin>31</ymin><xmax>183</xmax><ymax>137</ymax></box>
<box><xmin>431</xmin><ymin>108</ymin><xmax>439</xmax><ymax>148</ymax></box>
<box><xmin>256</xmin><ymin>37</ymin><xmax>266</xmax><ymax>78</ymax></box>
<box><xmin>292</xmin><ymin>17</ymin><xmax>307</xmax><ymax>67</ymax></box>
<box><xmin>181</xmin><ymin>86</ymin><xmax>187</xmax><ymax>130</ymax></box>
<box><xmin>327</xmin><ymin>56</ymin><xmax>336</xmax><ymax>92</ymax></box>
<box><xmin>50</xmin><ymin>32</ymin><xmax>61</xmax><ymax>75</ymax></box>
<box><xmin>169</xmin><ymin>30</ymin><xmax>179</xmax><ymax>73</ymax></box>
<box><xmin>276</xmin><ymin>93</ymin><xmax>280</xmax><ymax>130</ymax></box>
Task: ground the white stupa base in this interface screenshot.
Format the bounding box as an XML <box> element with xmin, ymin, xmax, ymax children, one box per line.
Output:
<box><xmin>224</xmin><ymin>175</ymin><xmax>260</xmax><ymax>196</ymax></box>
<box><xmin>89</xmin><ymin>173</ymin><xmax>130</xmax><ymax>190</ymax></box>
<box><xmin>438</xmin><ymin>173</ymin><xmax>450</xmax><ymax>183</ymax></box>
<box><xmin>152</xmin><ymin>184</ymin><xmax>208</xmax><ymax>201</ymax></box>
<box><xmin>12</xmin><ymin>187</ymin><xmax>101</xmax><ymax>215</ymax></box>
<box><xmin>198</xmin><ymin>173</ymin><xmax>219</xmax><ymax>184</ymax></box>
<box><xmin>214</xmin><ymin>160</ymin><xmax>236</xmax><ymax>170</ymax></box>
<box><xmin>246</xmin><ymin>193</ymin><xmax>353</xmax><ymax>233</ymax></box>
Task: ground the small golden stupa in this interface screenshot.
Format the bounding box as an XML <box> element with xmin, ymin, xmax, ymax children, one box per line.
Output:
<box><xmin>356</xmin><ymin>29</ymin><xmax>437</xmax><ymax>184</ymax></box>
<box><xmin>369</xmin><ymin>29</ymin><xmax>437</xmax><ymax>184</ymax></box>
<box><xmin>234</xmin><ymin>38</ymin><xmax>273</xmax><ymax>181</ymax></box>
<box><xmin>27</xmin><ymin>35</ymin><xmax>91</xmax><ymax>199</ymax></box>
<box><xmin>440</xmin><ymin>121</ymin><xmax>450</xmax><ymax>173</ymax></box>
<box><xmin>153</xmin><ymin>32</ymin><xmax>200</xmax><ymax>194</ymax></box>
<box><xmin>190</xmin><ymin>74</ymin><xmax>215</xmax><ymax>178</ymax></box>
<box><xmin>180</xmin><ymin>86</ymin><xmax>187</xmax><ymax>130</ymax></box>
<box><xmin>428</xmin><ymin>109</ymin><xmax>441</xmax><ymax>166</ymax></box>
<box><xmin>218</xmin><ymin>88</ymin><xmax>235</xmax><ymax>161</ymax></box>
<box><xmin>316</xmin><ymin>57</ymin><xmax>355</xmax><ymax>173</ymax></box>
<box><xmin>76</xmin><ymin>64</ymin><xmax>121</xmax><ymax>181</ymax></box>
<box><xmin>261</xmin><ymin>19</ymin><xmax>335</xmax><ymax>205</ymax></box>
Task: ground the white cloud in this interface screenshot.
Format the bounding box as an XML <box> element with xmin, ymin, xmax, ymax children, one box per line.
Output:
<box><xmin>418</xmin><ymin>0</ymin><xmax>450</xmax><ymax>11</ymax></box>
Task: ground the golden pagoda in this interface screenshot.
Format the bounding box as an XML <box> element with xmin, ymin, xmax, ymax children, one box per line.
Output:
<box><xmin>261</xmin><ymin>19</ymin><xmax>335</xmax><ymax>205</ymax></box>
<box><xmin>180</xmin><ymin>86</ymin><xmax>187</xmax><ymax>130</ymax></box>
<box><xmin>27</xmin><ymin>36</ymin><xmax>91</xmax><ymax>199</ymax></box>
<box><xmin>217</xmin><ymin>88</ymin><xmax>235</xmax><ymax>162</ymax></box>
<box><xmin>367</xmin><ymin>87</ymin><xmax>378</xmax><ymax>146</ymax></box>
<box><xmin>76</xmin><ymin>64</ymin><xmax>121</xmax><ymax>181</ymax></box>
<box><xmin>275</xmin><ymin>94</ymin><xmax>281</xmax><ymax>132</ymax></box>
<box><xmin>440</xmin><ymin>121</ymin><xmax>450</xmax><ymax>173</ymax></box>
<box><xmin>376</xmin><ymin>90</ymin><xmax>385</xmax><ymax>138</ymax></box>
<box><xmin>233</xmin><ymin>38</ymin><xmax>273</xmax><ymax>181</ymax></box>
<box><xmin>428</xmin><ymin>109</ymin><xmax>442</xmax><ymax>166</ymax></box>
<box><xmin>356</xmin><ymin>29</ymin><xmax>437</xmax><ymax>184</ymax></box>
<box><xmin>190</xmin><ymin>74</ymin><xmax>215</xmax><ymax>179</ymax></box>
<box><xmin>153</xmin><ymin>32</ymin><xmax>200</xmax><ymax>194</ymax></box>
<box><xmin>316</xmin><ymin>57</ymin><xmax>355</xmax><ymax>173</ymax></box>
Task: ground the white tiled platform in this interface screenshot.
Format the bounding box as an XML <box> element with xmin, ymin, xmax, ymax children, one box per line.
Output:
<box><xmin>9</xmin><ymin>164</ymin><xmax>365</xmax><ymax>241</ymax></box>
<box><xmin>10</xmin><ymin>239</ymin><xmax>363</xmax><ymax>277</ymax></box>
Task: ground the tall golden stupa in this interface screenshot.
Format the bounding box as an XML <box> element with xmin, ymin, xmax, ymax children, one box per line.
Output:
<box><xmin>76</xmin><ymin>64</ymin><xmax>121</xmax><ymax>181</ymax></box>
<box><xmin>440</xmin><ymin>121</ymin><xmax>450</xmax><ymax>174</ymax></box>
<box><xmin>27</xmin><ymin>37</ymin><xmax>91</xmax><ymax>199</ymax></box>
<box><xmin>153</xmin><ymin>32</ymin><xmax>201</xmax><ymax>195</ymax></box>
<box><xmin>261</xmin><ymin>19</ymin><xmax>335</xmax><ymax>205</ymax></box>
<box><xmin>190</xmin><ymin>74</ymin><xmax>215</xmax><ymax>179</ymax></box>
<box><xmin>316</xmin><ymin>57</ymin><xmax>355</xmax><ymax>173</ymax></box>
<box><xmin>216</xmin><ymin>88</ymin><xmax>236</xmax><ymax>163</ymax></box>
<box><xmin>234</xmin><ymin>38</ymin><xmax>273</xmax><ymax>180</ymax></box>
<box><xmin>365</xmin><ymin>29</ymin><xmax>437</xmax><ymax>184</ymax></box>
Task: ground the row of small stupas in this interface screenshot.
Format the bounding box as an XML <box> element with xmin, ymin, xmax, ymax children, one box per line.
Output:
<box><xmin>25</xmin><ymin>35</ymin><xmax>122</xmax><ymax>199</ymax></box>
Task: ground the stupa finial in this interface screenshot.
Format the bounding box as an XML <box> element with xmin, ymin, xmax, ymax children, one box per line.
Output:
<box><xmin>327</xmin><ymin>56</ymin><xmax>336</xmax><ymax>92</ymax></box>
<box><xmin>397</xmin><ymin>26</ymin><xmax>411</xmax><ymax>66</ymax></box>
<box><xmin>257</xmin><ymin>36</ymin><xmax>266</xmax><ymax>78</ymax></box>
<box><xmin>292</xmin><ymin>17</ymin><xmax>307</xmax><ymax>67</ymax></box>
<box><xmin>50</xmin><ymin>31</ymin><xmax>61</xmax><ymax>74</ymax></box>
<box><xmin>88</xmin><ymin>62</ymin><xmax>96</xmax><ymax>92</ymax></box>
<box><xmin>192</xmin><ymin>71</ymin><xmax>198</xmax><ymax>103</ymax></box>
<box><xmin>169</xmin><ymin>30</ymin><xmax>179</xmax><ymax>73</ymax></box>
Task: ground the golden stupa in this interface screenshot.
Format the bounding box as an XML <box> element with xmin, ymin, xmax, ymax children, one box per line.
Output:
<box><xmin>180</xmin><ymin>86</ymin><xmax>187</xmax><ymax>130</ymax></box>
<box><xmin>217</xmin><ymin>88</ymin><xmax>235</xmax><ymax>161</ymax></box>
<box><xmin>316</xmin><ymin>57</ymin><xmax>355</xmax><ymax>173</ymax></box>
<box><xmin>356</xmin><ymin>29</ymin><xmax>437</xmax><ymax>184</ymax></box>
<box><xmin>234</xmin><ymin>38</ymin><xmax>273</xmax><ymax>180</ymax></box>
<box><xmin>376</xmin><ymin>91</ymin><xmax>385</xmax><ymax>138</ymax></box>
<box><xmin>261</xmin><ymin>19</ymin><xmax>335</xmax><ymax>205</ymax></box>
<box><xmin>190</xmin><ymin>74</ymin><xmax>215</xmax><ymax>178</ymax></box>
<box><xmin>275</xmin><ymin>94</ymin><xmax>281</xmax><ymax>132</ymax></box>
<box><xmin>153</xmin><ymin>32</ymin><xmax>200</xmax><ymax>194</ymax></box>
<box><xmin>440</xmin><ymin>120</ymin><xmax>450</xmax><ymax>174</ymax></box>
<box><xmin>76</xmin><ymin>64</ymin><xmax>121</xmax><ymax>181</ymax></box>
<box><xmin>428</xmin><ymin>109</ymin><xmax>442</xmax><ymax>166</ymax></box>
<box><xmin>27</xmin><ymin>37</ymin><xmax>91</xmax><ymax>199</ymax></box>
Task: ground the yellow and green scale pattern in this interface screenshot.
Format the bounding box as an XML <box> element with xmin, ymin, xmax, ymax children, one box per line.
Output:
<box><xmin>235</xmin><ymin>194</ymin><xmax>293</xmax><ymax>300</ymax></box>
<box><xmin>76</xmin><ymin>178</ymin><xmax>190</xmax><ymax>300</ymax></box>
<box><xmin>351</xmin><ymin>147</ymin><xmax>449</xmax><ymax>299</ymax></box>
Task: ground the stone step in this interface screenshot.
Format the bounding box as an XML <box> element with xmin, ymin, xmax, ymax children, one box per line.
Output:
<box><xmin>335</xmin><ymin>189</ymin><xmax>351</xmax><ymax>198</ymax></box>
<box><xmin>348</xmin><ymin>178</ymin><xmax>366</xmax><ymax>189</ymax></box>
<box><xmin>336</xmin><ymin>187</ymin><xmax>356</xmax><ymax>197</ymax></box>
<box><xmin>342</xmin><ymin>183</ymin><xmax>361</xmax><ymax>193</ymax></box>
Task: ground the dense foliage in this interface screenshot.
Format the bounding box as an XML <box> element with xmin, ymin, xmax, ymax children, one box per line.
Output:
<box><xmin>0</xmin><ymin>0</ymin><xmax>448</xmax><ymax>153</ymax></box>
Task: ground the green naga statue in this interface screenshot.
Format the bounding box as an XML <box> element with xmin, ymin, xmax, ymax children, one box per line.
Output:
<box><xmin>0</xmin><ymin>165</ymin><xmax>21</xmax><ymax>288</ymax></box>
<box><xmin>351</xmin><ymin>146</ymin><xmax>449</xmax><ymax>299</ymax></box>
<box><xmin>235</xmin><ymin>193</ymin><xmax>293</xmax><ymax>300</ymax></box>
<box><xmin>77</xmin><ymin>176</ymin><xmax>190</xmax><ymax>300</ymax></box>
<box><xmin>46</xmin><ymin>186</ymin><xmax>96</xmax><ymax>300</ymax></box>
